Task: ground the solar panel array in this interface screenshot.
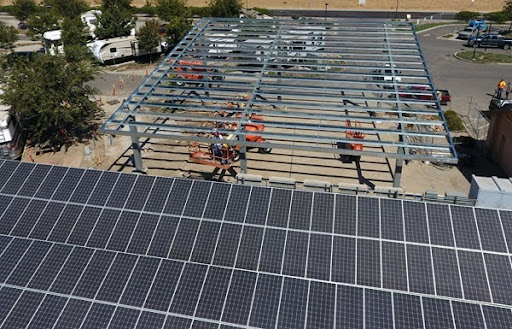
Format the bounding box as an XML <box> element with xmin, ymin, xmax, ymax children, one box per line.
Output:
<box><xmin>1</xmin><ymin>159</ymin><xmax>512</xmax><ymax>328</ymax></box>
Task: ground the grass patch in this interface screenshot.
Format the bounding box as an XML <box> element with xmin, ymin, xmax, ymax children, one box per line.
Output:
<box><xmin>442</xmin><ymin>34</ymin><xmax>454</xmax><ymax>38</ymax></box>
<box><xmin>253</xmin><ymin>7</ymin><xmax>271</xmax><ymax>15</ymax></box>
<box><xmin>414</xmin><ymin>21</ymin><xmax>459</xmax><ymax>31</ymax></box>
<box><xmin>444</xmin><ymin>110</ymin><xmax>465</xmax><ymax>131</ymax></box>
<box><xmin>457</xmin><ymin>51</ymin><xmax>512</xmax><ymax>63</ymax></box>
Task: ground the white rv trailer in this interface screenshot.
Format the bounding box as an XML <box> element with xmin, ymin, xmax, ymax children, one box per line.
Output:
<box><xmin>88</xmin><ymin>35</ymin><xmax>161</xmax><ymax>64</ymax></box>
<box><xmin>207</xmin><ymin>33</ymin><xmax>237</xmax><ymax>55</ymax></box>
<box><xmin>0</xmin><ymin>91</ymin><xmax>19</xmax><ymax>160</ymax></box>
<box><xmin>42</xmin><ymin>30</ymin><xmax>64</xmax><ymax>55</ymax></box>
<box><xmin>81</xmin><ymin>10</ymin><xmax>101</xmax><ymax>39</ymax></box>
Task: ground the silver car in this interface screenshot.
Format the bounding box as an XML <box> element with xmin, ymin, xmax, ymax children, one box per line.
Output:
<box><xmin>458</xmin><ymin>27</ymin><xmax>478</xmax><ymax>40</ymax></box>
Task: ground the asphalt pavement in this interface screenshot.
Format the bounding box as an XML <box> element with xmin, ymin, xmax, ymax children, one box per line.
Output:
<box><xmin>418</xmin><ymin>24</ymin><xmax>512</xmax><ymax>116</ymax></box>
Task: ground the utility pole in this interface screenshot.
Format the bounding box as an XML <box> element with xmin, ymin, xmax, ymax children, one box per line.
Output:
<box><xmin>394</xmin><ymin>0</ymin><xmax>399</xmax><ymax>20</ymax></box>
<box><xmin>325</xmin><ymin>3</ymin><xmax>328</xmax><ymax>21</ymax></box>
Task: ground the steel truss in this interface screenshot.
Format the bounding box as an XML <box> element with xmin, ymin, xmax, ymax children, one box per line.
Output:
<box><xmin>100</xmin><ymin>18</ymin><xmax>458</xmax><ymax>185</ymax></box>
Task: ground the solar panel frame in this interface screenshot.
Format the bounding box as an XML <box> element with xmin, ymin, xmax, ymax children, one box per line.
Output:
<box><xmin>17</xmin><ymin>164</ymin><xmax>52</xmax><ymax>197</ymax></box>
<box><xmin>3</xmin><ymin>160</ymin><xmax>512</xmax><ymax>329</ymax></box>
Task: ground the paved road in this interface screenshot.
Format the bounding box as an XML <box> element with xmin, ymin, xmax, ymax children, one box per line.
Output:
<box><xmin>418</xmin><ymin>25</ymin><xmax>512</xmax><ymax>116</ymax></box>
<box><xmin>270</xmin><ymin>9</ymin><xmax>452</xmax><ymax>20</ymax></box>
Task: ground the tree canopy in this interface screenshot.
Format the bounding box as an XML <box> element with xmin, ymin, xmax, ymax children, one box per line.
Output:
<box><xmin>26</xmin><ymin>11</ymin><xmax>59</xmax><ymax>40</ymax></box>
<box><xmin>155</xmin><ymin>0</ymin><xmax>190</xmax><ymax>22</ymax></box>
<box><xmin>43</xmin><ymin>0</ymin><xmax>90</xmax><ymax>19</ymax></box>
<box><xmin>137</xmin><ymin>19</ymin><xmax>161</xmax><ymax>62</ymax></box>
<box><xmin>1</xmin><ymin>55</ymin><xmax>102</xmax><ymax>148</ymax></box>
<box><xmin>165</xmin><ymin>16</ymin><xmax>190</xmax><ymax>49</ymax></box>
<box><xmin>209</xmin><ymin>0</ymin><xmax>242</xmax><ymax>18</ymax></box>
<box><xmin>61</xmin><ymin>17</ymin><xmax>91</xmax><ymax>62</ymax></box>
<box><xmin>95</xmin><ymin>0</ymin><xmax>135</xmax><ymax>39</ymax></box>
<box><xmin>11</xmin><ymin>0</ymin><xmax>38</xmax><ymax>22</ymax></box>
<box><xmin>0</xmin><ymin>22</ymin><xmax>19</xmax><ymax>50</ymax></box>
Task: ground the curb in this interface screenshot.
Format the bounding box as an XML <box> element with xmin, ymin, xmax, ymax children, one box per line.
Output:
<box><xmin>416</xmin><ymin>23</ymin><xmax>463</xmax><ymax>34</ymax></box>
<box><xmin>453</xmin><ymin>51</ymin><xmax>512</xmax><ymax>65</ymax></box>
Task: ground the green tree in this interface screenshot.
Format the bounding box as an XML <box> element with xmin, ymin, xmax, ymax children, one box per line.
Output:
<box><xmin>155</xmin><ymin>0</ymin><xmax>190</xmax><ymax>21</ymax></box>
<box><xmin>0</xmin><ymin>22</ymin><xmax>19</xmax><ymax>50</ymax></box>
<box><xmin>43</xmin><ymin>0</ymin><xmax>90</xmax><ymax>19</ymax></box>
<box><xmin>136</xmin><ymin>19</ymin><xmax>161</xmax><ymax>63</ymax></box>
<box><xmin>26</xmin><ymin>11</ymin><xmax>60</xmax><ymax>40</ymax></box>
<box><xmin>209</xmin><ymin>0</ymin><xmax>242</xmax><ymax>18</ymax></box>
<box><xmin>165</xmin><ymin>16</ymin><xmax>190</xmax><ymax>49</ymax></box>
<box><xmin>61</xmin><ymin>17</ymin><xmax>90</xmax><ymax>62</ymax></box>
<box><xmin>504</xmin><ymin>0</ymin><xmax>512</xmax><ymax>30</ymax></box>
<box><xmin>102</xmin><ymin>0</ymin><xmax>133</xmax><ymax>11</ymax></box>
<box><xmin>454</xmin><ymin>11</ymin><xmax>480</xmax><ymax>21</ymax></box>
<box><xmin>11</xmin><ymin>0</ymin><xmax>38</xmax><ymax>22</ymax></box>
<box><xmin>95</xmin><ymin>0</ymin><xmax>135</xmax><ymax>39</ymax></box>
<box><xmin>484</xmin><ymin>11</ymin><xmax>508</xmax><ymax>24</ymax></box>
<box><xmin>1</xmin><ymin>55</ymin><xmax>102</xmax><ymax>148</ymax></box>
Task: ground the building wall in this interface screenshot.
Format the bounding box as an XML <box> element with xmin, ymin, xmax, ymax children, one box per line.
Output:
<box><xmin>487</xmin><ymin>111</ymin><xmax>512</xmax><ymax>176</ymax></box>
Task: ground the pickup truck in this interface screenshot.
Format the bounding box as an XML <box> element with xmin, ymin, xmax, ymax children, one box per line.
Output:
<box><xmin>397</xmin><ymin>86</ymin><xmax>451</xmax><ymax>105</ymax></box>
<box><xmin>467</xmin><ymin>34</ymin><xmax>512</xmax><ymax>49</ymax></box>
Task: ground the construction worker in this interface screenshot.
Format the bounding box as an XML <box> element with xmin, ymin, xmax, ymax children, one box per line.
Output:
<box><xmin>211</xmin><ymin>130</ymin><xmax>224</xmax><ymax>160</ymax></box>
<box><xmin>506</xmin><ymin>83</ymin><xmax>511</xmax><ymax>100</ymax></box>
<box><xmin>497</xmin><ymin>78</ymin><xmax>506</xmax><ymax>99</ymax></box>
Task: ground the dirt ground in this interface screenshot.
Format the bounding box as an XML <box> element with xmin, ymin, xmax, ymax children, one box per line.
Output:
<box><xmin>2</xmin><ymin>0</ymin><xmax>505</xmax><ymax>12</ymax></box>
<box><xmin>23</xmin><ymin>59</ymin><xmax>473</xmax><ymax>196</ymax></box>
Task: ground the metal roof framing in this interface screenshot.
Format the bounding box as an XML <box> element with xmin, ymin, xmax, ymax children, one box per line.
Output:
<box><xmin>100</xmin><ymin>18</ymin><xmax>458</xmax><ymax>173</ymax></box>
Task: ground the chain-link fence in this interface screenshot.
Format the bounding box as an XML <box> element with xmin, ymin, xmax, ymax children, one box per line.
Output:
<box><xmin>462</xmin><ymin>96</ymin><xmax>490</xmax><ymax>141</ymax></box>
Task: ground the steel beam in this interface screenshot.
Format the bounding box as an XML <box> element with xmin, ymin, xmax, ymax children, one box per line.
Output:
<box><xmin>99</xmin><ymin>18</ymin><xmax>458</xmax><ymax>167</ymax></box>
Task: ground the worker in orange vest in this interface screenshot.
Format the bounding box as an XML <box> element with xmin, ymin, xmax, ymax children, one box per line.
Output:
<box><xmin>497</xmin><ymin>78</ymin><xmax>506</xmax><ymax>99</ymax></box>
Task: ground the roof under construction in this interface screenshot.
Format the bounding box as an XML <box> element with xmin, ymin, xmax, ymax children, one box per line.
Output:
<box><xmin>100</xmin><ymin>17</ymin><xmax>458</xmax><ymax>171</ymax></box>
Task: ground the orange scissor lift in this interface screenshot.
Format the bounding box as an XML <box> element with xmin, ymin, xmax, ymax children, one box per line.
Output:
<box><xmin>340</xmin><ymin>120</ymin><xmax>366</xmax><ymax>163</ymax></box>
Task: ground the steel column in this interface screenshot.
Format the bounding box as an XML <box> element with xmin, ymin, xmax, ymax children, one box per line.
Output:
<box><xmin>128</xmin><ymin>117</ymin><xmax>146</xmax><ymax>173</ymax></box>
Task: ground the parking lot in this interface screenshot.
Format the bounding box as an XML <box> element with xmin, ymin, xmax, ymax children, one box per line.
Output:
<box><xmin>418</xmin><ymin>24</ymin><xmax>511</xmax><ymax>115</ymax></box>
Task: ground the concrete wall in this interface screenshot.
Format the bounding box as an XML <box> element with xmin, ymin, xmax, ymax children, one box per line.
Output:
<box><xmin>487</xmin><ymin>111</ymin><xmax>512</xmax><ymax>176</ymax></box>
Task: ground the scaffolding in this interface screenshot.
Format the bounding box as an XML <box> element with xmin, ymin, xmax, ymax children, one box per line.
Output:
<box><xmin>100</xmin><ymin>18</ymin><xmax>458</xmax><ymax>187</ymax></box>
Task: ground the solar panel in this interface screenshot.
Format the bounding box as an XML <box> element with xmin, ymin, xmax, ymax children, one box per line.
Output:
<box><xmin>1</xmin><ymin>159</ymin><xmax>512</xmax><ymax>329</ymax></box>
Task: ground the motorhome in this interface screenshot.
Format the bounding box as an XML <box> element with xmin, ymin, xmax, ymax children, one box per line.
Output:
<box><xmin>42</xmin><ymin>30</ymin><xmax>64</xmax><ymax>55</ymax></box>
<box><xmin>81</xmin><ymin>10</ymin><xmax>101</xmax><ymax>39</ymax></box>
<box><xmin>88</xmin><ymin>35</ymin><xmax>161</xmax><ymax>64</ymax></box>
<box><xmin>0</xmin><ymin>93</ymin><xmax>21</xmax><ymax>160</ymax></box>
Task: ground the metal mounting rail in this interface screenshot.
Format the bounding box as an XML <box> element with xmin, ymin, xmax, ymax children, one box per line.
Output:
<box><xmin>100</xmin><ymin>18</ymin><xmax>458</xmax><ymax>176</ymax></box>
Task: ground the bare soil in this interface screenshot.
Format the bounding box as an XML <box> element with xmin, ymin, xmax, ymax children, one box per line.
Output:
<box><xmin>3</xmin><ymin>0</ymin><xmax>505</xmax><ymax>12</ymax></box>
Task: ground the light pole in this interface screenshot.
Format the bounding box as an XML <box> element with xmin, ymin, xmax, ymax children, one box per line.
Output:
<box><xmin>325</xmin><ymin>3</ymin><xmax>328</xmax><ymax>21</ymax></box>
<box><xmin>394</xmin><ymin>0</ymin><xmax>399</xmax><ymax>20</ymax></box>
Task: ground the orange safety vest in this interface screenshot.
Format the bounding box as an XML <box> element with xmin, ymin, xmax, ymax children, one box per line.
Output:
<box><xmin>499</xmin><ymin>80</ymin><xmax>506</xmax><ymax>89</ymax></box>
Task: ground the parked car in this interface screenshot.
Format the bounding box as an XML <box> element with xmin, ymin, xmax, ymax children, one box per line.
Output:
<box><xmin>489</xmin><ymin>98</ymin><xmax>512</xmax><ymax>111</ymax></box>
<box><xmin>458</xmin><ymin>27</ymin><xmax>479</xmax><ymax>40</ymax></box>
<box><xmin>467</xmin><ymin>34</ymin><xmax>512</xmax><ymax>49</ymax></box>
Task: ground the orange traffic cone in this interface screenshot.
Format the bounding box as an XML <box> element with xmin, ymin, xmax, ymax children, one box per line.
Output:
<box><xmin>27</xmin><ymin>148</ymin><xmax>34</xmax><ymax>162</ymax></box>
<box><xmin>99</xmin><ymin>97</ymin><xmax>104</xmax><ymax>106</ymax></box>
<box><xmin>145</xmin><ymin>69</ymin><xmax>149</xmax><ymax>76</ymax></box>
<box><xmin>112</xmin><ymin>84</ymin><xmax>117</xmax><ymax>96</ymax></box>
<box><xmin>119</xmin><ymin>77</ymin><xmax>125</xmax><ymax>89</ymax></box>
<box><xmin>132</xmin><ymin>72</ymin><xmax>135</xmax><ymax>82</ymax></box>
